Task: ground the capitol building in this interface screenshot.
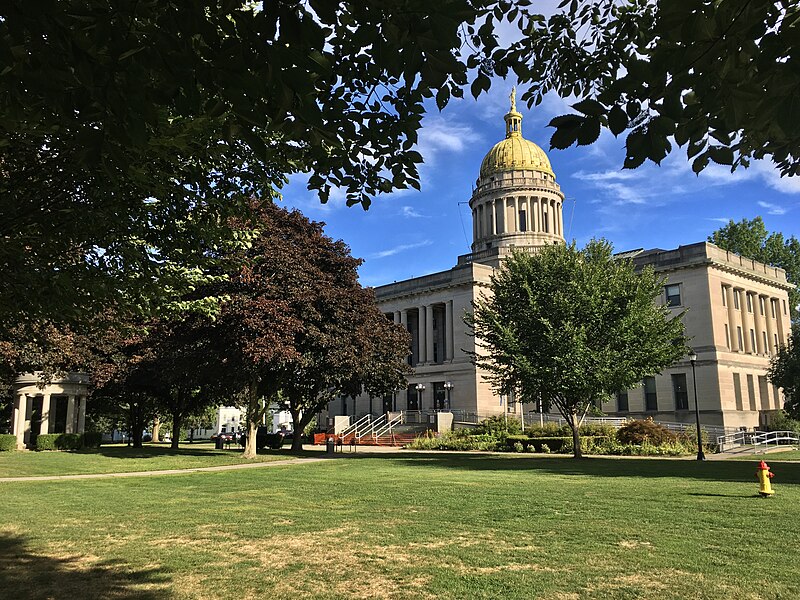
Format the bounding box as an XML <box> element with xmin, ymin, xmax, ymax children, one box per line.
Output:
<box><xmin>330</xmin><ymin>95</ymin><xmax>793</xmax><ymax>432</ymax></box>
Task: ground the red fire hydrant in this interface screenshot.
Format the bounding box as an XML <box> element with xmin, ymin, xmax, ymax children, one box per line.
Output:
<box><xmin>756</xmin><ymin>460</ymin><xmax>775</xmax><ymax>497</ymax></box>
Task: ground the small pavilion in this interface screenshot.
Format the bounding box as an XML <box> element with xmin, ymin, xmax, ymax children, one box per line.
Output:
<box><xmin>11</xmin><ymin>372</ymin><xmax>89</xmax><ymax>449</ymax></box>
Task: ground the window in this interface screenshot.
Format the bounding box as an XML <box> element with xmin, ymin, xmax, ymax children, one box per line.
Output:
<box><xmin>665</xmin><ymin>284</ymin><xmax>681</xmax><ymax>307</ymax></box>
<box><xmin>746</xmin><ymin>293</ymin><xmax>753</xmax><ymax>313</ymax></box>
<box><xmin>721</xmin><ymin>285</ymin><xmax>727</xmax><ymax>306</ymax></box>
<box><xmin>783</xmin><ymin>299</ymin><xmax>788</xmax><ymax>315</ymax></box>
<box><xmin>542</xmin><ymin>209</ymin><xmax>549</xmax><ymax>233</ymax></box>
<box><xmin>759</xmin><ymin>296</ymin><xmax>765</xmax><ymax>315</ymax></box>
<box><xmin>770</xmin><ymin>299</ymin><xmax>776</xmax><ymax>318</ymax></box>
<box><xmin>737</xmin><ymin>327</ymin><xmax>744</xmax><ymax>350</ymax></box>
<box><xmin>643</xmin><ymin>377</ymin><xmax>658</xmax><ymax>411</ymax></box>
<box><xmin>773</xmin><ymin>385</ymin><xmax>782</xmax><ymax>410</ymax></box>
<box><xmin>746</xmin><ymin>374</ymin><xmax>757</xmax><ymax>411</ymax></box>
<box><xmin>750</xmin><ymin>329</ymin><xmax>757</xmax><ymax>353</ymax></box>
<box><xmin>617</xmin><ymin>391</ymin><xmax>629</xmax><ymax>412</ymax></box>
<box><xmin>672</xmin><ymin>374</ymin><xmax>689</xmax><ymax>410</ymax></box>
<box><xmin>733</xmin><ymin>373</ymin><xmax>743</xmax><ymax>411</ymax></box>
<box><xmin>724</xmin><ymin>324</ymin><xmax>731</xmax><ymax>349</ymax></box>
<box><xmin>519</xmin><ymin>209</ymin><xmax>527</xmax><ymax>232</ymax></box>
<box><xmin>763</xmin><ymin>332</ymin><xmax>768</xmax><ymax>354</ymax></box>
<box><xmin>774</xmin><ymin>333</ymin><xmax>779</xmax><ymax>353</ymax></box>
<box><xmin>734</xmin><ymin>290</ymin><xmax>740</xmax><ymax>309</ymax></box>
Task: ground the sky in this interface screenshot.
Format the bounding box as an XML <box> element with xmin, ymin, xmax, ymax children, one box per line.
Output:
<box><xmin>280</xmin><ymin>83</ymin><xmax>800</xmax><ymax>288</ymax></box>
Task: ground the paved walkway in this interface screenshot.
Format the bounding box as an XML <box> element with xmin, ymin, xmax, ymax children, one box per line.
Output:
<box><xmin>0</xmin><ymin>456</ymin><xmax>331</xmax><ymax>483</ymax></box>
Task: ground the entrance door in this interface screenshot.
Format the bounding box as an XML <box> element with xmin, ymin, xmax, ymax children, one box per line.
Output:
<box><xmin>29</xmin><ymin>396</ymin><xmax>43</xmax><ymax>447</ymax></box>
<box><xmin>382</xmin><ymin>394</ymin><xmax>393</xmax><ymax>414</ymax></box>
<box><xmin>406</xmin><ymin>385</ymin><xmax>419</xmax><ymax>411</ymax></box>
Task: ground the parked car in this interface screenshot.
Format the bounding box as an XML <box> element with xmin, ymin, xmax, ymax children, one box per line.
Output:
<box><xmin>210</xmin><ymin>431</ymin><xmax>238</xmax><ymax>442</ymax></box>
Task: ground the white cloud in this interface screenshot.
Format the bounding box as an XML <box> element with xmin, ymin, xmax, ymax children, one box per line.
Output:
<box><xmin>706</xmin><ymin>217</ymin><xmax>732</xmax><ymax>224</ymax></box>
<box><xmin>369</xmin><ymin>240</ymin><xmax>433</xmax><ymax>259</ymax></box>
<box><xmin>572</xmin><ymin>169</ymin><xmax>643</xmax><ymax>182</ymax></box>
<box><xmin>416</xmin><ymin>116</ymin><xmax>482</xmax><ymax>166</ymax></box>
<box><xmin>758</xmin><ymin>200</ymin><xmax>787</xmax><ymax>215</ymax></box>
<box><xmin>401</xmin><ymin>206</ymin><xmax>426</xmax><ymax>218</ymax></box>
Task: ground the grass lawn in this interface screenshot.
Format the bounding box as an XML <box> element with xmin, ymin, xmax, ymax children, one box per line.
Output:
<box><xmin>1</xmin><ymin>454</ymin><xmax>798</xmax><ymax>599</ymax></box>
<box><xmin>730</xmin><ymin>449</ymin><xmax>800</xmax><ymax>461</ymax></box>
<box><xmin>0</xmin><ymin>443</ymin><xmax>300</xmax><ymax>478</ymax></box>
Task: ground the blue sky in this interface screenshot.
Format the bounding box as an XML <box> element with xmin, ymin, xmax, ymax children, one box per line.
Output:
<box><xmin>281</xmin><ymin>84</ymin><xmax>800</xmax><ymax>288</ymax></box>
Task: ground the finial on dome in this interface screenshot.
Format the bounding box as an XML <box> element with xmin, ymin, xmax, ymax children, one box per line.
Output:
<box><xmin>504</xmin><ymin>87</ymin><xmax>522</xmax><ymax>138</ymax></box>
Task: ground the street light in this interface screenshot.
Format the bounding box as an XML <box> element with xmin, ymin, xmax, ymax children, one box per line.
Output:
<box><xmin>443</xmin><ymin>381</ymin><xmax>454</xmax><ymax>410</ymax></box>
<box><xmin>415</xmin><ymin>383</ymin><xmax>425</xmax><ymax>411</ymax></box>
<box><xmin>688</xmin><ymin>349</ymin><xmax>706</xmax><ymax>461</ymax></box>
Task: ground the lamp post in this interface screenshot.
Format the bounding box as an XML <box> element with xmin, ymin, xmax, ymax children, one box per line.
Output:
<box><xmin>688</xmin><ymin>350</ymin><xmax>706</xmax><ymax>461</ymax></box>
<box><xmin>443</xmin><ymin>381</ymin><xmax>453</xmax><ymax>410</ymax></box>
<box><xmin>415</xmin><ymin>383</ymin><xmax>425</xmax><ymax>411</ymax></box>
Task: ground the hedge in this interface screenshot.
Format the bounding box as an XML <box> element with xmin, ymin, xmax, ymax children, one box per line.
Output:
<box><xmin>83</xmin><ymin>432</ymin><xmax>103</xmax><ymax>448</ymax></box>
<box><xmin>505</xmin><ymin>435</ymin><xmax>613</xmax><ymax>453</ymax></box>
<box><xmin>35</xmin><ymin>433</ymin><xmax>85</xmax><ymax>451</ymax></box>
<box><xmin>0</xmin><ymin>434</ymin><xmax>17</xmax><ymax>452</ymax></box>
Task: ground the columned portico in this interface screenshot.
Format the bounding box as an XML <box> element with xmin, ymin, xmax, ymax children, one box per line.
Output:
<box><xmin>11</xmin><ymin>372</ymin><xmax>90</xmax><ymax>449</ymax></box>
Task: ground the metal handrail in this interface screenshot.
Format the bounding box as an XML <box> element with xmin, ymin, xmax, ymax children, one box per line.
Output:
<box><xmin>338</xmin><ymin>414</ymin><xmax>371</xmax><ymax>439</ymax></box>
<box><xmin>372</xmin><ymin>413</ymin><xmax>403</xmax><ymax>440</ymax></box>
<box><xmin>356</xmin><ymin>414</ymin><xmax>386</xmax><ymax>441</ymax></box>
<box><xmin>752</xmin><ymin>430</ymin><xmax>800</xmax><ymax>453</ymax></box>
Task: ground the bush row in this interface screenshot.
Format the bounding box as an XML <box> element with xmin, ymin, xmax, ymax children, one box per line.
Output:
<box><xmin>0</xmin><ymin>434</ymin><xmax>16</xmax><ymax>452</ymax></box>
<box><xmin>32</xmin><ymin>432</ymin><xmax>102</xmax><ymax>451</ymax></box>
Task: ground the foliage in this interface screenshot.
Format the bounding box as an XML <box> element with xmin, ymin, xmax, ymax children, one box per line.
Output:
<box><xmin>473</xmin><ymin>415</ymin><xmax>523</xmax><ymax>436</ymax></box>
<box><xmin>769</xmin><ymin>328</ymin><xmax>800</xmax><ymax>420</ymax></box>
<box><xmin>486</xmin><ymin>0</ymin><xmax>800</xmax><ymax>176</ymax></box>
<box><xmin>766</xmin><ymin>411</ymin><xmax>800</xmax><ymax>433</ymax></box>
<box><xmin>467</xmin><ymin>240</ymin><xmax>687</xmax><ymax>457</ymax></box>
<box><xmin>616</xmin><ymin>419</ymin><xmax>678</xmax><ymax>446</ymax></box>
<box><xmin>0</xmin><ymin>1</ymin><xmax>525</xmax><ymax>330</ymax></box>
<box><xmin>406</xmin><ymin>430</ymin><xmax>501</xmax><ymax>451</ymax></box>
<box><xmin>33</xmin><ymin>434</ymin><xmax>83</xmax><ymax>451</ymax></box>
<box><xmin>709</xmin><ymin>217</ymin><xmax>800</xmax><ymax>322</ymax></box>
<box><xmin>0</xmin><ymin>434</ymin><xmax>16</xmax><ymax>451</ymax></box>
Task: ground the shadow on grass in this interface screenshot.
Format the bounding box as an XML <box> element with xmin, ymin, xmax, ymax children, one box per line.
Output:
<box><xmin>83</xmin><ymin>446</ymin><xmax>232</xmax><ymax>460</ymax></box>
<box><xmin>0</xmin><ymin>532</ymin><xmax>171</xmax><ymax>599</ymax></box>
<box><xmin>335</xmin><ymin>452</ymin><xmax>800</xmax><ymax>485</ymax></box>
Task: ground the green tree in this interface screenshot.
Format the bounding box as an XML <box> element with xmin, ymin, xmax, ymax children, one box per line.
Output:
<box><xmin>768</xmin><ymin>328</ymin><xmax>800</xmax><ymax>420</ymax></box>
<box><xmin>709</xmin><ymin>217</ymin><xmax>800</xmax><ymax>323</ymax></box>
<box><xmin>467</xmin><ymin>241</ymin><xmax>687</xmax><ymax>458</ymax></box>
<box><xmin>487</xmin><ymin>0</ymin><xmax>800</xmax><ymax>175</ymax></box>
<box><xmin>1</xmin><ymin>0</ymin><xmax>517</xmax><ymax>330</ymax></box>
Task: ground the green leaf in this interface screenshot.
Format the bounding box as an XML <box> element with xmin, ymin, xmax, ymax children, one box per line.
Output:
<box><xmin>608</xmin><ymin>105</ymin><xmax>628</xmax><ymax>136</ymax></box>
<box><xmin>572</xmin><ymin>98</ymin><xmax>606</xmax><ymax>117</ymax></box>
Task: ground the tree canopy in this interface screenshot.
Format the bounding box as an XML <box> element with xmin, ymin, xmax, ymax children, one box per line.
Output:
<box><xmin>708</xmin><ymin>217</ymin><xmax>800</xmax><ymax>323</ymax></box>
<box><xmin>467</xmin><ymin>240</ymin><xmax>687</xmax><ymax>457</ymax></box>
<box><xmin>488</xmin><ymin>0</ymin><xmax>800</xmax><ymax>176</ymax></box>
<box><xmin>768</xmin><ymin>328</ymin><xmax>800</xmax><ymax>420</ymax></box>
<box><xmin>0</xmin><ymin>0</ymin><xmax>515</xmax><ymax>329</ymax></box>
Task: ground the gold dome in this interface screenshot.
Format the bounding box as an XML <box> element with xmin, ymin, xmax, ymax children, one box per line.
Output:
<box><xmin>479</xmin><ymin>88</ymin><xmax>554</xmax><ymax>179</ymax></box>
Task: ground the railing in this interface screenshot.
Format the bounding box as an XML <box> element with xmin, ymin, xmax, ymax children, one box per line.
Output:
<box><xmin>752</xmin><ymin>430</ymin><xmax>800</xmax><ymax>453</ymax></box>
<box><xmin>372</xmin><ymin>413</ymin><xmax>403</xmax><ymax>440</ymax></box>
<box><xmin>337</xmin><ymin>414</ymin><xmax>371</xmax><ymax>440</ymax></box>
<box><xmin>355</xmin><ymin>414</ymin><xmax>387</xmax><ymax>441</ymax></box>
<box><xmin>716</xmin><ymin>430</ymin><xmax>761</xmax><ymax>452</ymax></box>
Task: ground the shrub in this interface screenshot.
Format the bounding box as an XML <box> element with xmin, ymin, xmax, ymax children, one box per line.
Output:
<box><xmin>407</xmin><ymin>431</ymin><xmax>500</xmax><ymax>451</ymax></box>
<box><xmin>617</xmin><ymin>419</ymin><xmax>677</xmax><ymax>445</ymax></box>
<box><xmin>540</xmin><ymin>443</ymin><xmax>551</xmax><ymax>454</ymax></box>
<box><xmin>0</xmin><ymin>434</ymin><xmax>16</xmax><ymax>451</ymax></box>
<box><xmin>513</xmin><ymin>441</ymin><xmax>524</xmax><ymax>453</ymax></box>
<box><xmin>35</xmin><ymin>434</ymin><xmax>59</xmax><ymax>450</ymax></box>
<box><xmin>473</xmin><ymin>415</ymin><xmax>522</xmax><ymax>436</ymax></box>
<box><xmin>83</xmin><ymin>432</ymin><xmax>103</xmax><ymax>448</ymax></box>
<box><xmin>767</xmin><ymin>411</ymin><xmax>800</xmax><ymax>433</ymax></box>
<box><xmin>263</xmin><ymin>433</ymin><xmax>285</xmax><ymax>450</ymax></box>
<box><xmin>524</xmin><ymin>423</ymin><xmax>571</xmax><ymax>438</ymax></box>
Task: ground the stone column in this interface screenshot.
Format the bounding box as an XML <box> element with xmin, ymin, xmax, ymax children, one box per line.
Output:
<box><xmin>551</xmin><ymin>200</ymin><xmax>557</xmax><ymax>235</ymax></box>
<box><xmin>472</xmin><ymin>209</ymin><xmax>477</xmax><ymax>243</ymax></box>
<box><xmin>445</xmin><ymin>300</ymin><xmax>454</xmax><ymax>361</ymax></box>
<box><xmin>418</xmin><ymin>306</ymin><xmax>427</xmax><ymax>364</ymax></box>
<box><xmin>542</xmin><ymin>201</ymin><xmax>548</xmax><ymax>234</ymax></box>
<box><xmin>558</xmin><ymin>201</ymin><xmax>564</xmax><ymax>237</ymax></box>
<box><xmin>775</xmin><ymin>297</ymin><xmax>786</xmax><ymax>348</ymax></box>
<box><xmin>491</xmin><ymin>200</ymin><xmax>497</xmax><ymax>235</ymax></box>
<box><xmin>14</xmin><ymin>394</ymin><xmax>26</xmax><ymax>449</ymax></box>
<box><xmin>531</xmin><ymin>197</ymin><xmax>539</xmax><ymax>231</ymax></box>
<box><xmin>393</xmin><ymin>310</ymin><xmax>400</xmax><ymax>324</ymax></box>
<box><xmin>78</xmin><ymin>397</ymin><xmax>86</xmax><ymax>433</ymax></box>
<box><xmin>512</xmin><ymin>197</ymin><xmax>518</xmax><ymax>232</ymax></box>
<box><xmin>724</xmin><ymin>286</ymin><xmax>739</xmax><ymax>351</ymax></box>
<box><xmin>738</xmin><ymin>288</ymin><xmax>753</xmax><ymax>353</ymax></box>
<box><xmin>66</xmin><ymin>395</ymin><xmax>76</xmax><ymax>434</ymax></box>
<box><xmin>40</xmin><ymin>393</ymin><xmax>51</xmax><ymax>434</ymax></box>
<box><xmin>753</xmin><ymin>294</ymin><xmax>766</xmax><ymax>354</ymax></box>
<box><xmin>763</xmin><ymin>295</ymin><xmax>775</xmax><ymax>355</ymax></box>
<box><xmin>425</xmin><ymin>305</ymin><xmax>435</xmax><ymax>364</ymax></box>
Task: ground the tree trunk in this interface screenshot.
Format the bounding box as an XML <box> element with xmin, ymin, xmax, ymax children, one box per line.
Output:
<box><xmin>171</xmin><ymin>415</ymin><xmax>181</xmax><ymax>450</ymax></box>
<box><xmin>570</xmin><ymin>411</ymin><xmax>583</xmax><ymax>459</ymax></box>
<box><xmin>243</xmin><ymin>379</ymin><xmax>261</xmax><ymax>459</ymax></box>
<box><xmin>152</xmin><ymin>417</ymin><xmax>161</xmax><ymax>443</ymax></box>
<box><xmin>290</xmin><ymin>405</ymin><xmax>304</xmax><ymax>452</ymax></box>
<box><xmin>130</xmin><ymin>400</ymin><xmax>145</xmax><ymax>448</ymax></box>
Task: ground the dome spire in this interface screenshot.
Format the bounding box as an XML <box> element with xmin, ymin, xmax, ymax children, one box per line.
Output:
<box><xmin>504</xmin><ymin>86</ymin><xmax>522</xmax><ymax>138</ymax></box>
